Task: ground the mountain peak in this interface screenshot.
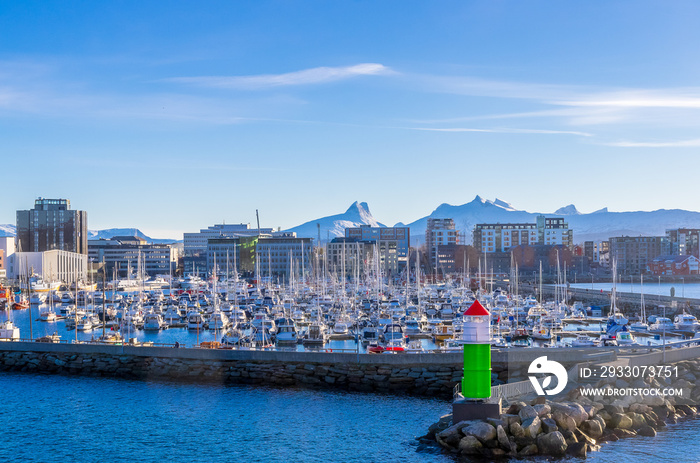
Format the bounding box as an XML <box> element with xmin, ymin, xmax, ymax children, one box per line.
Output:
<box><xmin>345</xmin><ymin>201</ymin><xmax>370</xmax><ymax>214</ymax></box>
<box><xmin>592</xmin><ymin>207</ymin><xmax>609</xmax><ymax>214</ymax></box>
<box><xmin>554</xmin><ymin>204</ymin><xmax>580</xmax><ymax>215</ymax></box>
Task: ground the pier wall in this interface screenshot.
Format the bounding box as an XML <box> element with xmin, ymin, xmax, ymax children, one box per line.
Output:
<box><xmin>0</xmin><ymin>342</ymin><xmax>610</xmax><ymax>398</ymax></box>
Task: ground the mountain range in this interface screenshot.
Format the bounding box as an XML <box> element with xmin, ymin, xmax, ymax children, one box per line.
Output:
<box><xmin>3</xmin><ymin>196</ymin><xmax>700</xmax><ymax>246</ymax></box>
<box><xmin>284</xmin><ymin>196</ymin><xmax>700</xmax><ymax>245</ymax></box>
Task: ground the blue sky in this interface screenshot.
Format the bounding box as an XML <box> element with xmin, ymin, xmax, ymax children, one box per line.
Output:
<box><xmin>2</xmin><ymin>1</ymin><xmax>700</xmax><ymax>238</ymax></box>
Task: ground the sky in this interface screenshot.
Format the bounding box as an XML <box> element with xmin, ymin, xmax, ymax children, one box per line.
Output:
<box><xmin>2</xmin><ymin>1</ymin><xmax>700</xmax><ymax>238</ymax></box>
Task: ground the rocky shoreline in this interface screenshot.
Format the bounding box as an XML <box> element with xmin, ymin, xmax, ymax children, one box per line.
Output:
<box><xmin>422</xmin><ymin>359</ymin><xmax>700</xmax><ymax>458</ymax></box>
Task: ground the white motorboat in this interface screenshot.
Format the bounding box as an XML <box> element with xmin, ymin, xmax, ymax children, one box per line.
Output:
<box><xmin>143</xmin><ymin>312</ymin><xmax>166</xmax><ymax>331</ymax></box>
<box><xmin>187</xmin><ymin>311</ymin><xmax>206</xmax><ymax>330</ymax></box>
<box><xmin>650</xmin><ymin>317</ymin><xmax>674</xmax><ymax>333</ymax></box>
<box><xmin>571</xmin><ymin>334</ymin><xmax>600</xmax><ymax>347</ymax></box>
<box><xmin>302</xmin><ymin>323</ymin><xmax>327</xmax><ymax>347</ymax></box>
<box><xmin>206</xmin><ymin>311</ymin><xmax>230</xmax><ymax>331</ymax></box>
<box><xmin>275</xmin><ymin>318</ymin><xmax>298</xmax><ymax>346</ymax></box>
<box><xmin>0</xmin><ymin>320</ymin><xmax>20</xmax><ymax>340</ymax></box>
<box><xmin>616</xmin><ymin>331</ymin><xmax>638</xmax><ymax>345</ymax></box>
<box><xmin>674</xmin><ymin>312</ymin><xmax>700</xmax><ymax>331</ymax></box>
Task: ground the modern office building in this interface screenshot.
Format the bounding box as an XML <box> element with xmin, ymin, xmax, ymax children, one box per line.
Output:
<box><xmin>16</xmin><ymin>198</ymin><xmax>87</xmax><ymax>254</ymax></box>
<box><xmin>256</xmin><ymin>235</ymin><xmax>313</xmax><ymax>283</ymax></box>
<box><xmin>473</xmin><ymin>215</ymin><xmax>573</xmax><ymax>254</ymax></box>
<box><xmin>609</xmin><ymin>236</ymin><xmax>669</xmax><ymax>275</ymax></box>
<box><xmin>344</xmin><ymin>225</ymin><xmax>410</xmax><ymax>275</ymax></box>
<box><xmin>88</xmin><ymin>236</ymin><xmax>178</xmax><ymax>277</ymax></box>
<box><xmin>666</xmin><ymin>228</ymin><xmax>700</xmax><ymax>257</ymax></box>
<box><xmin>206</xmin><ymin>236</ymin><xmax>259</xmax><ymax>275</ymax></box>
<box><xmin>426</xmin><ymin>218</ymin><xmax>459</xmax><ymax>272</ymax></box>
<box><xmin>326</xmin><ymin>238</ymin><xmax>370</xmax><ymax>279</ymax></box>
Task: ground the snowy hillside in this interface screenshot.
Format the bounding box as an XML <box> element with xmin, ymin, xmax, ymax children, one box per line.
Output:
<box><xmin>285</xmin><ymin>201</ymin><xmax>385</xmax><ymax>241</ymax></box>
<box><xmin>396</xmin><ymin>196</ymin><xmax>700</xmax><ymax>246</ymax></box>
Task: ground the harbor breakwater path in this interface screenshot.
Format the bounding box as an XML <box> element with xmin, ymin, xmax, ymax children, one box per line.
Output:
<box><xmin>0</xmin><ymin>342</ymin><xmax>616</xmax><ymax>398</ymax></box>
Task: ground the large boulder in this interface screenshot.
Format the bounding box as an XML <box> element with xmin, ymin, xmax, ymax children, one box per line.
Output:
<box><xmin>496</xmin><ymin>425</ymin><xmax>512</xmax><ymax>451</ymax></box>
<box><xmin>551</xmin><ymin>402</ymin><xmax>588</xmax><ymax>426</ymax></box>
<box><xmin>519</xmin><ymin>405</ymin><xmax>539</xmax><ymax>421</ymax></box>
<box><xmin>637</xmin><ymin>425</ymin><xmax>657</xmax><ymax>437</ymax></box>
<box><xmin>552</xmin><ymin>409</ymin><xmax>577</xmax><ymax>432</ymax></box>
<box><xmin>536</xmin><ymin>431</ymin><xmax>568</xmax><ymax>456</ymax></box>
<box><xmin>629</xmin><ymin>412</ymin><xmax>647</xmax><ymax>429</ymax></box>
<box><xmin>510</xmin><ymin>422</ymin><xmax>526</xmax><ymax>438</ymax></box>
<box><xmin>560</xmin><ymin>429</ymin><xmax>578</xmax><ymax>446</ymax></box>
<box><xmin>581</xmin><ymin>419</ymin><xmax>604</xmax><ymax>438</ymax></box>
<box><xmin>534</xmin><ymin>404</ymin><xmax>551</xmax><ymax>417</ymax></box>
<box><xmin>461</xmin><ymin>422</ymin><xmax>497</xmax><ymax>444</ymax></box>
<box><xmin>521</xmin><ymin>416</ymin><xmax>542</xmax><ymax>439</ymax></box>
<box><xmin>506</xmin><ymin>401</ymin><xmax>528</xmax><ymax>415</ymax></box>
<box><xmin>567</xmin><ymin>442</ymin><xmax>588</xmax><ymax>458</ymax></box>
<box><xmin>500</xmin><ymin>414</ymin><xmax>521</xmax><ymax>427</ymax></box>
<box><xmin>436</xmin><ymin>420</ymin><xmax>469</xmax><ymax>448</ymax></box>
<box><xmin>541</xmin><ymin>417</ymin><xmax>558</xmax><ymax>434</ymax></box>
<box><xmin>458</xmin><ymin>435</ymin><xmax>482</xmax><ymax>455</ymax></box>
<box><xmin>611</xmin><ymin>413</ymin><xmax>633</xmax><ymax>430</ymax></box>
<box><xmin>427</xmin><ymin>414</ymin><xmax>452</xmax><ymax>438</ymax></box>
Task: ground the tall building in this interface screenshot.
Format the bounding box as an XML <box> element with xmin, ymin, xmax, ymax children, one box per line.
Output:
<box><xmin>426</xmin><ymin>218</ymin><xmax>459</xmax><ymax>272</ymax></box>
<box><xmin>184</xmin><ymin>223</ymin><xmax>275</xmax><ymax>276</ymax></box>
<box><xmin>473</xmin><ymin>215</ymin><xmax>573</xmax><ymax>253</ymax></box>
<box><xmin>16</xmin><ymin>198</ymin><xmax>87</xmax><ymax>255</ymax></box>
<box><xmin>666</xmin><ymin>228</ymin><xmax>700</xmax><ymax>257</ymax></box>
<box><xmin>256</xmin><ymin>235</ymin><xmax>313</xmax><ymax>282</ymax></box>
<box><xmin>609</xmin><ymin>236</ymin><xmax>669</xmax><ymax>275</ymax></box>
<box><xmin>344</xmin><ymin>225</ymin><xmax>410</xmax><ymax>275</ymax></box>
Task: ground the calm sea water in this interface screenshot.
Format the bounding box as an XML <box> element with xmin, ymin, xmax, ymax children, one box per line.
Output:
<box><xmin>570</xmin><ymin>282</ymin><xmax>700</xmax><ymax>300</ymax></box>
<box><xmin>1</xmin><ymin>372</ymin><xmax>699</xmax><ymax>462</ymax></box>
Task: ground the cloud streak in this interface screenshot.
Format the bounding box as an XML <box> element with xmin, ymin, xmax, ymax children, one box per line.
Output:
<box><xmin>604</xmin><ymin>138</ymin><xmax>700</xmax><ymax>148</ymax></box>
<box><xmin>407</xmin><ymin>127</ymin><xmax>593</xmax><ymax>136</ymax></box>
<box><xmin>165</xmin><ymin>63</ymin><xmax>393</xmax><ymax>89</ymax></box>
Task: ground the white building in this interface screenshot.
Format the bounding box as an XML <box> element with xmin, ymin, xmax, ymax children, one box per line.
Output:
<box><xmin>473</xmin><ymin>216</ymin><xmax>573</xmax><ymax>253</ymax></box>
<box><xmin>9</xmin><ymin>250</ymin><xmax>87</xmax><ymax>282</ymax></box>
<box><xmin>0</xmin><ymin>236</ymin><xmax>15</xmax><ymax>279</ymax></box>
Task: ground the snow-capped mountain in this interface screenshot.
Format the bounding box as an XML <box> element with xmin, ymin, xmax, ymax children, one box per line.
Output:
<box><xmin>399</xmin><ymin>196</ymin><xmax>700</xmax><ymax>245</ymax></box>
<box><xmin>88</xmin><ymin>228</ymin><xmax>179</xmax><ymax>244</ymax></box>
<box><xmin>285</xmin><ymin>201</ymin><xmax>385</xmax><ymax>240</ymax></box>
<box><xmin>399</xmin><ymin>196</ymin><xmax>539</xmax><ymax>245</ymax></box>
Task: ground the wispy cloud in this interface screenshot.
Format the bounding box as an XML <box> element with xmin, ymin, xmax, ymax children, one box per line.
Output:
<box><xmin>604</xmin><ymin>138</ymin><xmax>700</xmax><ymax>148</ymax></box>
<box><xmin>165</xmin><ymin>63</ymin><xmax>394</xmax><ymax>89</ymax></box>
<box><xmin>556</xmin><ymin>89</ymin><xmax>700</xmax><ymax>109</ymax></box>
<box><xmin>407</xmin><ymin>127</ymin><xmax>593</xmax><ymax>136</ymax></box>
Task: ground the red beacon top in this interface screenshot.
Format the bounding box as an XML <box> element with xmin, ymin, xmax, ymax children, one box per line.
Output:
<box><xmin>463</xmin><ymin>300</ymin><xmax>490</xmax><ymax>317</ymax></box>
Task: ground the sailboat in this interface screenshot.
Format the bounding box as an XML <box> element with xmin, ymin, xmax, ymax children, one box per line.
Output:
<box><xmin>606</xmin><ymin>259</ymin><xmax>629</xmax><ymax>335</ymax></box>
<box><xmin>629</xmin><ymin>275</ymin><xmax>649</xmax><ymax>333</ymax></box>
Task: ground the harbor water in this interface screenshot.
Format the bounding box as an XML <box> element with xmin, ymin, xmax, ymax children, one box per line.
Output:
<box><xmin>2</xmin><ymin>371</ymin><xmax>700</xmax><ymax>462</ymax></box>
<box><xmin>570</xmin><ymin>282</ymin><xmax>700</xmax><ymax>300</ymax></box>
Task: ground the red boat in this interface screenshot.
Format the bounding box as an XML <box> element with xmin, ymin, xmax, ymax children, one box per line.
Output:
<box><xmin>367</xmin><ymin>343</ymin><xmax>385</xmax><ymax>354</ymax></box>
<box><xmin>12</xmin><ymin>299</ymin><xmax>29</xmax><ymax>310</ymax></box>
